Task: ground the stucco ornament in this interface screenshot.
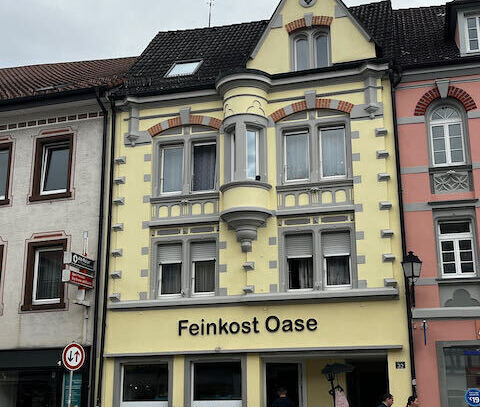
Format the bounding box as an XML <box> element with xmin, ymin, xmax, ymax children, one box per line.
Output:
<box><xmin>300</xmin><ymin>0</ymin><xmax>317</xmax><ymax>7</ymax></box>
<box><xmin>246</xmin><ymin>100</ymin><xmax>266</xmax><ymax>116</ymax></box>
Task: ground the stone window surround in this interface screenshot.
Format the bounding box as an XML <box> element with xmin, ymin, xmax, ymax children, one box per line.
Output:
<box><xmin>289</xmin><ymin>27</ymin><xmax>331</xmax><ymax>72</ymax></box>
<box><xmin>275</xmin><ymin>111</ymin><xmax>353</xmax><ymax>186</ymax></box>
<box><xmin>152</xmin><ymin>126</ymin><xmax>219</xmax><ymax>198</ymax></box>
<box><xmin>150</xmin><ymin>233</ymin><xmax>219</xmax><ymax>300</ymax></box>
<box><xmin>113</xmin><ymin>356</ymin><xmax>174</xmax><ymax>407</ymax></box>
<box><xmin>425</xmin><ymin>98</ymin><xmax>471</xmax><ymax>169</ymax></box>
<box><xmin>0</xmin><ymin>141</ymin><xmax>13</xmax><ymax>206</ymax></box>
<box><xmin>278</xmin><ymin>222</ymin><xmax>358</xmax><ymax>292</ymax></box>
<box><xmin>223</xmin><ymin>114</ymin><xmax>268</xmax><ymax>184</ymax></box>
<box><xmin>436</xmin><ymin>340</ymin><xmax>480</xmax><ymax>407</ymax></box>
<box><xmin>183</xmin><ymin>355</ymin><xmax>247</xmax><ymax>407</ymax></box>
<box><xmin>432</xmin><ymin>207</ymin><xmax>480</xmax><ymax>279</ymax></box>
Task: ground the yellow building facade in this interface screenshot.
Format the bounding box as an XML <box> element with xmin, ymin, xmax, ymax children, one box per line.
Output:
<box><xmin>102</xmin><ymin>0</ymin><xmax>412</xmax><ymax>406</ymax></box>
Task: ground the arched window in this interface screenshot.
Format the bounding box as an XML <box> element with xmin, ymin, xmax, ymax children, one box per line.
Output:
<box><xmin>294</xmin><ymin>36</ymin><xmax>309</xmax><ymax>71</ymax></box>
<box><xmin>430</xmin><ymin>105</ymin><xmax>466</xmax><ymax>166</ymax></box>
<box><xmin>315</xmin><ymin>34</ymin><xmax>329</xmax><ymax>68</ymax></box>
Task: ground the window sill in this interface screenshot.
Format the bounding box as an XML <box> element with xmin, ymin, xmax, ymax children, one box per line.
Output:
<box><xmin>108</xmin><ymin>287</ymin><xmax>398</xmax><ymax>310</ymax></box>
<box><xmin>436</xmin><ymin>277</ymin><xmax>480</xmax><ymax>285</ymax></box>
<box><xmin>21</xmin><ymin>302</ymin><xmax>66</xmax><ymax>312</ymax></box>
<box><xmin>220</xmin><ymin>181</ymin><xmax>272</xmax><ymax>193</ymax></box>
<box><xmin>151</xmin><ymin>191</ymin><xmax>219</xmax><ymax>203</ymax></box>
<box><xmin>0</xmin><ymin>198</ymin><xmax>10</xmax><ymax>206</ymax></box>
<box><xmin>276</xmin><ymin>179</ymin><xmax>353</xmax><ymax>191</ymax></box>
<box><xmin>429</xmin><ymin>164</ymin><xmax>472</xmax><ymax>173</ymax></box>
<box><xmin>29</xmin><ymin>191</ymin><xmax>72</xmax><ymax>202</ymax></box>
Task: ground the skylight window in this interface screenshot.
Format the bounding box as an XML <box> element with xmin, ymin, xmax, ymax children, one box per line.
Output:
<box><xmin>165</xmin><ymin>60</ymin><xmax>202</xmax><ymax>77</ymax></box>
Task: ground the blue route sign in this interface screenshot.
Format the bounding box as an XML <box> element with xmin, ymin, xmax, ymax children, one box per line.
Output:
<box><xmin>465</xmin><ymin>388</ymin><xmax>480</xmax><ymax>407</ymax></box>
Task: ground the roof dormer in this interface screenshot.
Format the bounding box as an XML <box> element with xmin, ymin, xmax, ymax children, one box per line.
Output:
<box><xmin>446</xmin><ymin>0</ymin><xmax>480</xmax><ymax>56</ymax></box>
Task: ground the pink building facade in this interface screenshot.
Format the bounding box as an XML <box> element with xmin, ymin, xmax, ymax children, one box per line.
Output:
<box><xmin>395</xmin><ymin>1</ymin><xmax>480</xmax><ymax>405</ymax></box>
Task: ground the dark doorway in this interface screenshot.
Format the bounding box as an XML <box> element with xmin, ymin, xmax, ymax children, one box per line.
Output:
<box><xmin>266</xmin><ymin>363</ymin><xmax>300</xmax><ymax>407</ymax></box>
<box><xmin>346</xmin><ymin>359</ymin><xmax>389</xmax><ymax>407</ymax></box>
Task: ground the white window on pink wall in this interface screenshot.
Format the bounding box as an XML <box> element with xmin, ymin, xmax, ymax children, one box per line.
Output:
<box><xmin>466</xmin><ymin>16</ymin><xmax>480</xmax><ymax>52</ymax></box>
<box><xmin>438</xmin><ymin>221</ymin><xmax>476</xmax><ymax>278</ymax></box>
<box><xmin>430</xmin><ymin>106</ymin><xmax>466</xmax><ymax>166</ymax></box>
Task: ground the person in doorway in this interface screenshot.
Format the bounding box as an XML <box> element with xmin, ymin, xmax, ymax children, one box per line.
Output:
<box><xmin>272</xmin><ymin>387</ymin><xmax>296</xmax><ymax>407</ymax></box>
<box><xmin>406</xmin><ymin>396</ymin><xmax>419</xmax><ymax>407</ymax></box>
<box><xmin>378</xmin><ymin>393</ymin><xmax>394</xmax><ymax>407</ymax></box>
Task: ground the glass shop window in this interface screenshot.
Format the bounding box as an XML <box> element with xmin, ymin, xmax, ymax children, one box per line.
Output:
<box><xmin>122</xmin><ymin>364</ymin><xmax>168</xmax><ymax>407</ymax></box>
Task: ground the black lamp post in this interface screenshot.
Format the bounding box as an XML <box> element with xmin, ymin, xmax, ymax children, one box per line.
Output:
<box><xmin>401</xmin><ymin>251</ymin><xmax>422</xmax><ymax>307</ymax></box>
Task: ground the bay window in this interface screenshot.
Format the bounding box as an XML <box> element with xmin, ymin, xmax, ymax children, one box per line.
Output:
<box><xmin>157</xmin><ymin>244</ymin><xmax>182</xmax><ymax>296</ymax></box>
<box><xmin>246</xmin><ymin>129</ymin><xmax>259</xmax><ymax>180</ymax></box>
<box><xmin>438</xmin><ymin>221</ymin><xmax>476</xmax><ymax>277</ymax></box>
<box><xmin>191</xmin><ymin>241</ymin><xmax>216</xmax><ymax>295</ymax></box>
<box><xmin>121</xmin><ymin>364</ymin><xmax>168</xmax><ymax>407</ymax></box>
<box><xmin>160</xmin><ymin>145</ymin><xmax>183</xmax><ymax>194</ymax></box>
<box><xmin>286</xmin><ymin>234</ymin><xmax>313</xmax><ymax>290</ymax></box>
<box><xmin>323</xmin><ymin>232</ymin><xmax>351</xmax><ymax>288</ymax></box>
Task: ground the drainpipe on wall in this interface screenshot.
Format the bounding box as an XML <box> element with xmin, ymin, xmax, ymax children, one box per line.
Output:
<box><xmin>95</xmin><ymin>96</ymin><xmax>117</xmax><ymax>407</ymax></box>
<box><xmin>89</xmin><ymin>89</ymin><xmax>109</xmax><ymax>407</ymax></box>
<box><xmin>389</xmin><ymin>66</ymin><xmax>417</xmax><ymax>397</ymax></box>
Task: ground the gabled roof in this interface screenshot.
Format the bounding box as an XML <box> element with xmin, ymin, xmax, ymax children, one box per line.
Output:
<box><xmin>0</xmin><ymin>57</ymin><xmax>136</xmax><ymax>103</ymax></box>
<box><xmin>123</xmin><ymin>21</ymin><xmax>268</xmax><ymax>97</ymax></box>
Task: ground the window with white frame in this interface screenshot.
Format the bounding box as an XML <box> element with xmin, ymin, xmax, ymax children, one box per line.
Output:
<box><xmin>438</xmin><ymin>221</ymin><xmax>476</xmax><ymax>277</ymax></box>
<box><xmin>192</xmin><ymin>361</ymin><xmax>242</xmax><ymax>407</ymax></box>
<box><xmin>246</xmin><ymin>129</ymin><xmax>259</xmax><ymax>180</ymax></box>
<box><xmin>160</xmin><ymin>145</ymin><xmax>183</xmax><ymax>194</ymax></box>
<box><xmin>40</xmin><ymin>141</ymin><xmax>70</xmax><ymax>195</ymax></box>
<box><xmin>32</xmin><ymin>246</ymin><xmax>63</xmax><ymax>304</ymax></box>
<box><xmin>284</xmin><ymin>130</ymin><xmax>310</xmax><ymax>182</ymax></box>
<box><xmin>466</xmin><ymin>15</ymin><xmax>480</xmax><ymax>52</ymax></box>
<box><xmin>191</xmin><ymin>241</ymin><xmax>216</xmax><ymax>295</ymax></box>
<box><xmin>157</xmin><ymin>244</ymin><xmax>182</xmax><ymax>296</ymax></box>
<box><xmin>165</xmin><ymin>60</ymin><xmax>202</xmax><ymax>77</ymax></box>
<box><xmin>292</xmin><ymin>30</ymin><xmax>330</xmax><ymax>71</ymax></box>
<box><xmin>192</xmin><ymin>142</ymin><xmax>216</xmax><ymax>192</ymax></box>
<box><xmin>323</xmin><ymin>232</ymin><xmax>351</xmax><ymax>288</ymax></box>
<box><xmin>430</xmin><ymin>106</ymin><xmax>466</xmax><ymax>166</ymax></box>
<box><xmin>320</xmin><ymin>127</ymin><xmax>346</xmax><ymax>178</ymax></box>
<box><xmin>121</xmin><ymin>364</ymin><xmax>168</xmax><ymax>407</ymax></box>
<box><xmin>286</xmin><ymin>234</ymin><xmax>314</xmax><ymax>290</ymax></box>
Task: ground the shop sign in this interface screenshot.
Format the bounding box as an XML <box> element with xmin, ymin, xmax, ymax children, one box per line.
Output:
<box><xmin>63</xmin><ymin>372</ymin><xmax>82</xmax><ymax>407</ymax></box>
<box><xmin>64</xmin><ymin>251</ymin><xmax>95</xmax><ymax>272</ymax></box>
<box><xmin>178</xmin><ymin>316</ymin><xmax>318</xmax><ymax>336</ymax></box>
<box><xmin>466</xmin><ymin>389</ymin><xmax>480</xmax><ymax>407</ymax></box>
<box><xmin>62</xmin><ymin>269</ymin><xmax>94</xmax><ymax>289</ymax></box>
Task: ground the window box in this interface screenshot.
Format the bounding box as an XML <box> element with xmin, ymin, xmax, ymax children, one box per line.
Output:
<box><xmin>29</xmin><ymin>134</ymin><xmax>73</xmax><ymax>202</ymax></box>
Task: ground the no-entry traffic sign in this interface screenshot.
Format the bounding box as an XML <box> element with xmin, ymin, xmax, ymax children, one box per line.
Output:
<box><xmin>62</xmin><ymin>343</ymin><xmax>85</xmax><ymax>371</ymax></box>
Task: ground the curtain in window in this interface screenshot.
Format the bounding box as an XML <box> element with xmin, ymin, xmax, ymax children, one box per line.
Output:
<box><xmin>0</xmin><ymin>150</ymin><xmax>9</xmax><ymax>198</ymax></box>
<box><xmin>288</xmin><ymin>258</ymin><xmax>313</xmax><ymax>289</ymax></box>
<box><xmin>285</xmin><ymin>133</ymin><xmax>309</xmax><ymax>180</ymax></box>
<box><xmin>316</xmin><ymin>35</ymin><xmax>328</xmax><ymax>68</ymax></box>
<box><xmin>321</xmin><ymin>128</ymin><xmax>346</xmax><ymax>177</ymax></box>
<box><xmin>36</xmin><ymin>249</ymin><xmax>62</xmax><ymax>300</ymax></box>
<box><xmin>326</xmin><ymin>256</ymin><xmax>350</xmax><ymax>286</ymax></box>
<box><xmin>295</xmin><ymin>37</ymin><xmax>309</xmax><ymax>71</ymax></box>
<box><xmin>194</xmin><ymin>260</ymin><xmax>215</xmax><ymax>293</ymax></box>
<box><xmin>193</xmin><ymin>144</ymin><xmax>216</xmax><ymax>191</ymax></box>
<box><xmin>162</xmin><ymin>147</ymin><xmax>183</xmax><ymax>193</ymax></box>
<box><xmin>161</xmin><ymin>264</ymin><xmax>182</xmax><ymax>295</ymax></box>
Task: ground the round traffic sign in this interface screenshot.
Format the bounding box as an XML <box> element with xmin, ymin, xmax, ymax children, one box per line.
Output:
<box><xmin>62</xmin><ymin>343</ymin><xmax>85</xmax><ymax>371</ymax></box>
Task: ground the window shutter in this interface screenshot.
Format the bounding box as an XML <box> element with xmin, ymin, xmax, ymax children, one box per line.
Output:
<box><xmin>157</xmin><ymin>244</ymin><xmax>182</xmax><ymax>264</ymax></box>
<box><xmin>191</xmin><ymin>241</ymin><xmax>216</xmax><ymax>261</ymax></box>
<box><xmin>323</xmin><ymin>232</ymin><xmax>350</xmax><ymax>256</ymax></box>
<box><xmin>285</xmin><ymin>234</ymin><xmax>313</xmax><ymax>258</ymax></box>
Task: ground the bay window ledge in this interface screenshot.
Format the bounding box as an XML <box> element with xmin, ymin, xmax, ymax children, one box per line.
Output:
<box><xmin>412</xmin><ymin>307</ymin><xmax>480</xmax><ymax>319</ymax></box>
<box><xmin>108</xmin><ymin>287</ymin><xmax>399</xmax><ymax>310</ymax></box>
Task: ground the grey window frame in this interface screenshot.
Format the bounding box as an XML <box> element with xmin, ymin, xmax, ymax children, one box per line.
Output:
<box><xmin>150</xmin><ymin>234</ymin><xmax>219</xmax><ymax>299</ymax></box>
<box><xmin>191</xmin><ymin>241</ymin><xmax>216</xmax><ymax>296</ymax></box>
<box><xmin>322</xmin><ymin>232</ymin><xmax>352</xmax><ymax>289</ymax></box>
<box><xmin>164</xmin><ymin>60</ymin><xmax>203</xmax><ymax>78</ymax></box>
<box><xmin>153</xmin><ymin>126</ymin><xmax>219</xmax><ymax>197</ymax></box>
<box><xmin>113</xmin><ymin>357</ymin><xmax>174</xmax><ymax>407</ymax></box>
<box><xmin>290</xmin><ymin>28</ymin><xmax>331</xmax><ymax>71</ymax></box>
<box><xmin>283</xmin><ymin>129</ymin><xmax>310</xmax><ymax>183</ymax></box>
<box><xmin>160</xmin><ymin>144</ymin><xmax>184</xmax><ymax>195</ymax></box>
<box><xmin>184</xmin><ymin>355</ymin><xmax>247</xmax><ymax>407</ymax></box>
<box><xmin>275</xmin><ymin>112</ymin><xmax>353</xmax><ymax>186</ymax></box>
<box><xmin>433</xmin><ymin>208</ymin><xmax>480</xmax><ymax>279</ymax></box>
<box><xmin>278</xmin><ymin>222</ymin><xmax>358</xmax><ymax>292</ymax></box>
<box><xmin>285</xmin><ymin>233</ymin><xmax>314</xmax><ymax>291</ymax></box>
<box><xmin>191</xmin><ymin>141</ymin><xmax>217</xmax><ymax>193</ymax></box>
<box><xmin>223</xmin><ymin>114</ymin><xmax>268</xmax><ymax>184</ymax></box>
<box><xmin>426</xmin><ymin>100</ymin><xmax>470</xmax><ymax>169</ymax></box>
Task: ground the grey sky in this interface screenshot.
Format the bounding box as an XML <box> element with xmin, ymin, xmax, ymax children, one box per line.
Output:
<box><xmin>0</xmin><ymin>0</ymin><xmax>447</xmax><ymax>69</ymax></box>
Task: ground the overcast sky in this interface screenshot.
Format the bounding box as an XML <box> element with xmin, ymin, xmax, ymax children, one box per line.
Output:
<box><xmin>0</xmin><ymin>0</ymin><xmax>447</xmax><ymax>69</ymax></box>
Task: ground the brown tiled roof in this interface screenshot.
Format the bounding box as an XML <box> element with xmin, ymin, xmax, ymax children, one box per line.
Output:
<box><xmin>0</xmin><ymin>57</ymin><xmax>136</xmax><ymax>102</ymax></box>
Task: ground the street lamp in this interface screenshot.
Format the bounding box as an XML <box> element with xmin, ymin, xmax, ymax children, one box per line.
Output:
<box><xmin>401</xmin><ymin>251</ymin><xmax>422</xmax><ymax>307</ymax></box>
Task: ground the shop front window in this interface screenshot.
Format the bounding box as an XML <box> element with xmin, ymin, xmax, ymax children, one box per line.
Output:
<box><xmin>444</xmin><ymin>347</ymin><xmax>480</xmax><ymax>406</ymax></box>
<box><xmin>193</xmin><ymin>361</ymin><xmax>242</xmax><ymax>407</ymax></box>
<box><xmin>121</xmin><ymin>364</ymin><xmax>168</xmax><ymax>407</ymax></box>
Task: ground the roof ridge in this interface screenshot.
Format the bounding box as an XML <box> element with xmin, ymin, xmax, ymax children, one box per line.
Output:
<box><xmin>393</xmin><ymin>3</ymin><xmax>446</xmax><ymax>12</ymax></box>
<box><xmin>0</xmin><ymin>56</ymin><xmax>137</xmax><ymax>71</ymax></box>
<box><xmin>152</xmin><ymin>19</ymin><xmax>268</xmax><ymax>36</ymax></box>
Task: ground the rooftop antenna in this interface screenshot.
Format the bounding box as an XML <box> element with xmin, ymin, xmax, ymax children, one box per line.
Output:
<box><xmin>207</xmin><ymin>0</ymin><xmax>215</xmax><ymax>27</ymax></box>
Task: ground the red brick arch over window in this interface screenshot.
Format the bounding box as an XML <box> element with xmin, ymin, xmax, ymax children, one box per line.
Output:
<box><xmin>285</xmin><ymin>16</ymin><xmax>333</xmax><ymax>33</ymax></box>
<box><xmin>270</xmin><ymin>98</ymin><xmax>354</xmax><ymax>123</ymax></box>
<box><xmin>147</xmin><ymin>115</ymin><xmax>222</xmax><ymax>137</ymax></box>
<box><xmin>414</xmin><ymin>86</ymin><xmax>477</xmax><ymax>116</ymax></box>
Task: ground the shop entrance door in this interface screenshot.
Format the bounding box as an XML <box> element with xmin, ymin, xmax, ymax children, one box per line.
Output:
<box><xmin>265</xmin><ymin>363</ymin><xmax>302</xmax><ymax>407</ymax></box>
<box><xmin>346</xmin><ymin>359</ymin><xmax>388</xmax><ymax>407</ymax></box>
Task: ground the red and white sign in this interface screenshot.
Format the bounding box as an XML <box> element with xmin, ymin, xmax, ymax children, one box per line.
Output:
<box><xmin>62</xmin><ymin>269</ymin><xmax>94</xmax><ymax>289</ymax></box>
<box><xmin>62</xmin><ymin>343</ymin><xmax>85</xmax><ymax>371</ymax></box>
